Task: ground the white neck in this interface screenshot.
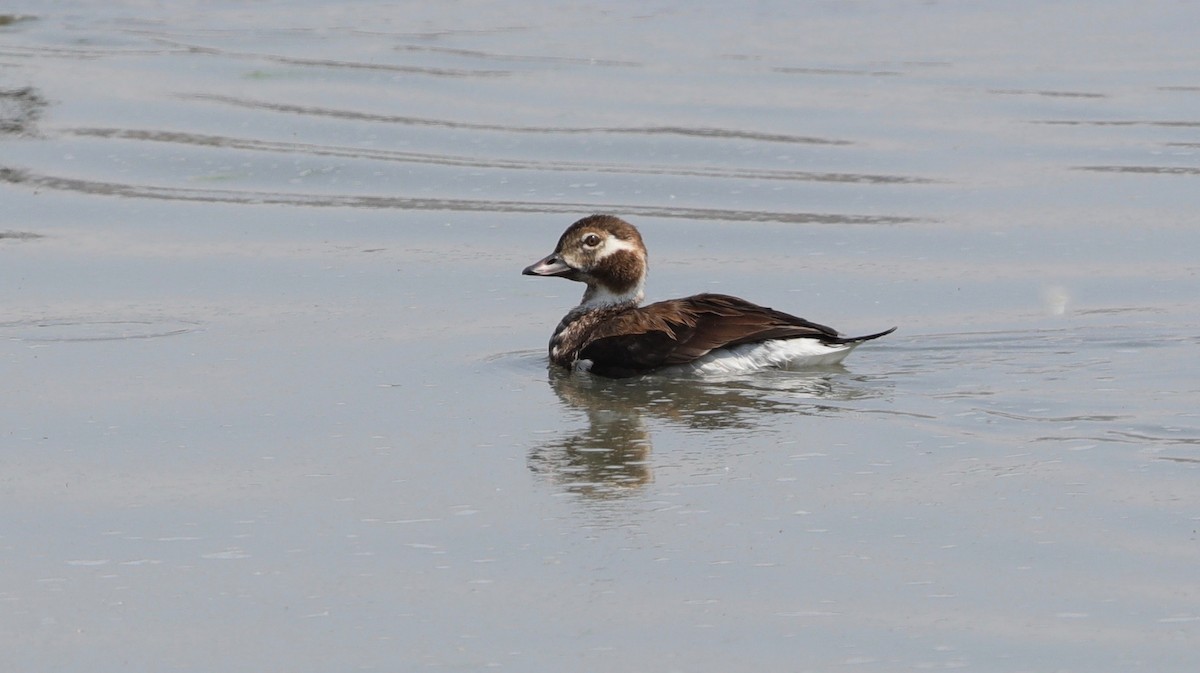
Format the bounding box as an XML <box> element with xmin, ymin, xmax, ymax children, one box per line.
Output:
<box><xmin>580</xmin><ymin>280</ymin><xmax>644</xmax><ymax>310</ymax></box>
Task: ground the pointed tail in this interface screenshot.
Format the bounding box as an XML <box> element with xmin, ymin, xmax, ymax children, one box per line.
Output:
<box><xmin>834</xmin><ymin>326</ymin><xmax>896</xmax><ymax>345</ymax></box>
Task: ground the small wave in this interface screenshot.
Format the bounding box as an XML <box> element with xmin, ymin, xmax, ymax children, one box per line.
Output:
<box><xmin>0</xmin><ymin>167</ymin><xmax>916</xmax><ymax>224</ymax></box>
<box><xmin>190</xmin><ymin>94</ymin><xmax>853</xmax><ymax>145</ymax></box>
<box><xmin>393</xmin><ymin>44</ymin><xmax>640</xmax><ymax>68</ymax></box>
<box><xmin>989</xmin><ymin>89</ymin><xmax>1107</xmax><ymax>99</ymax></box>
<box><xmin>481</xmin><ymin>349</ymin><xmax>548</xmax><ymax>376</ymax></box>
<box><xmin>67</xmin><ymin>127</ymin><xmax>932</xmax><ymax>184</ymax></box>
<box><xmin>1</xmin><ymin>318</ymin><xmax>200</xmax><ymax>342</ymax></box>
<box><xmin>149</xmin><ymin>38</ymin><xmax>510</xmax><ymax>78</ymax></box>
<box><xmin>1034</xmin><ymin>119</ymin><xmax>1200</xmax><ymax>128</ymax></box>
<box><xmin>980</xmin><ymin>409</ymin><xmax>1128</xmax><ymax>423</ymax></box>
<box><xmin>774</xmin><ymin>66</ymin><xmax>901</xmax><ymax>77</ymax></box>
<box><xmin>1075</xmin><ymin>165</ymin><xmax>1200</xmax><ymax>175</ymax></box>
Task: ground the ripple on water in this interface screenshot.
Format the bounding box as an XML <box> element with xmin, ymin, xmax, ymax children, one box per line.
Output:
<box><xmin>0</xmin><ymin>318</ymin><xmax>200</xmax><ymax>342</ymax></box>
<box><xmin>0</xmin><ymin>167</ymin><xmax>916</xmax><ymax>225</ymax></box>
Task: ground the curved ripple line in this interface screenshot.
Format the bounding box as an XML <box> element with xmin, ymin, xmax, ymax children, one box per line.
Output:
<box><xmin>980</xmin><ymin>409</ymin><xmax>1128</xmax><ymax>423</ymax></box>
<box><xmin>989</xmin><ymin>88</ymin><xmax>1107</xmax><ymax>99</ymax></box>
<box><xmin>190</xmin><ymin>94</ymin><xmax>852</xmax><ymax>145</ymax></box>
<box><xmin>0</xmin><ymin>44</ymin><xmax>174</xmax><ymax>59</ymax></box>
<box><xmin>0</xmin><ymin>167</ymin><xmax>915</xmax><ymax>225</ymax></box>
<box><xmin>774</xmin><ymin>66</ymin><xmax>901</xmax><ymax>77</ymax></box>
<box><xmin>393</xmin><ymin>44</ymin><xmax>641</xmax><ymax>67</ymax></box>
<box><xmin>150</xmin><ymin>39</ymin><xmax>510</xmax><ymax>77</ymax></box>
<box><xmin>67</xmin><ymin>127</ymin><xmax>930</xmax><ymax>185</ymax></box>
<box><xmin>1035</xmin><ymin>119</ymin><xmax>1200</xmax><ymax>128</ymax></box>
<box><xmin>1</xmin><ymin>318</ymin><xmax>200</xmax><ymax>342</ymax></box>
<box><xmin>1075</xmin><ymin>165</ymin><xmax>1200</xmax><ymax>175</ymax></box>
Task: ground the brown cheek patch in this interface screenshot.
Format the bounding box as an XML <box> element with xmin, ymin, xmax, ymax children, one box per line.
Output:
<box><xmin>601</xmin><ymin>250</ymin><xmax>644</xmax><ymax>293</ymax></box>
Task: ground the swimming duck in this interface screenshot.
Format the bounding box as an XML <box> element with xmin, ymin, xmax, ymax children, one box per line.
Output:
<box><xmin>522</xmin><ymin>214</ymin><xmax>894</xmax><ymax>378</ymax></box>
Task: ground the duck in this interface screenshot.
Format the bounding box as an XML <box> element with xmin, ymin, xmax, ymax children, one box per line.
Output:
<box><xmin>522</xmin><ymin>214</ymin><xmax>895</xmax><ymax>378</ymax></box>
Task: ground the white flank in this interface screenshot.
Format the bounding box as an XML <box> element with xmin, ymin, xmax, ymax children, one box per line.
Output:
<box><xmin>664</xmin><ymin>338</ymin><xmax>860</xmax><ymax>376</ymax></box>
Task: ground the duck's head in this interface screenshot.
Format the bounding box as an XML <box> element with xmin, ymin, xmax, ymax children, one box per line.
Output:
<box><xmin>522</xmin><ymin>214</ymin><xmax>647</xmax><ymax>308</ymax></box>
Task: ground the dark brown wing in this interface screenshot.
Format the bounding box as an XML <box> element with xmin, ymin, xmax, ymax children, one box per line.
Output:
<box><xmin>579</xmin><ymin>293</ymin><xmax>845</xmax><ymax>377</ymax></box>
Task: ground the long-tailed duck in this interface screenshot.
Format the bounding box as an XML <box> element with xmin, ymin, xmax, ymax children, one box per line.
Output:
<box><xmin>523</xmin><ymin>214</ymin><xmax>895</xmax><ymax>378</ymax></box>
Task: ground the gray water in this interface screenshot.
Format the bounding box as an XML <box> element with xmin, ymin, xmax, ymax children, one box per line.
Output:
<box><xmin>2</xmin><ymin>2</ymin><xmax>1198</xmax><ymax>671</ymax></box>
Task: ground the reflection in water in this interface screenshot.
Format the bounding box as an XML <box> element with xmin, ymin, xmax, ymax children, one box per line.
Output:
<box><xmin>528</xmin><ymin>366</ymin><xmax>888</xmax><ymax>498</ymax></box>
<box><xmin>528</xmin><ymin>373</ymin><xmax>655</xmax><ymax>499</ymax></box>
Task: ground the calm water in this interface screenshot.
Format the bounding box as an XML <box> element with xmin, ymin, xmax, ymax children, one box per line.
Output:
<box><xmin>3</xmin><ymin>2</ymin><xmax>1199</xmax><ymax>671</ymax></box>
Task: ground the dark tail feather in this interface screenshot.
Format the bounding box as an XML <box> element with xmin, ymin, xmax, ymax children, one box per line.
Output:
<box><xmin>833</xmin><ymin>326</ymin><xmax>896</xmax><ymax>345</ymax></box>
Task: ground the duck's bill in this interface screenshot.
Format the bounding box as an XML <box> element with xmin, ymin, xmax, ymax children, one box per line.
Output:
<box><xmin>522</xmin><ymin>253</ymin><xmax>573</xmax><ymax>277</ymax></box>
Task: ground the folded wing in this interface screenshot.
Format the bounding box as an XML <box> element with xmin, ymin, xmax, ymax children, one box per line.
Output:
<box><xmin>579</xmin><ymin>293</ymin><xmax>856</xmax><ymax>377</ymax></box>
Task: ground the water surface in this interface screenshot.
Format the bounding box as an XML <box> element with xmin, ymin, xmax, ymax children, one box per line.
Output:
<box><xmin>2</xmin><ymin>2</ymin><xmax>1198</xmax><ymax>671</ymax></box>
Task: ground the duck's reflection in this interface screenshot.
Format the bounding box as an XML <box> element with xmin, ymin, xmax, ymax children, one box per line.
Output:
<box><xmin>528</xmin><ymin>367</ymin><xmax>887</xmax><ymax>498</ymax></box>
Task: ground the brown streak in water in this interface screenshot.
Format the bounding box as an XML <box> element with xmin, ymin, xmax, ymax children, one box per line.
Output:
<box><xmin>0</xmin><ymin>86</ymin><xmax>46</xmax><ymax>135</ymax></box>
<box><xmin>0</xmin><ymin>14</ymin><xmax>35</xmax><ymax>26</ymax></box>
<box><xmin>773</xmin><ymin>67</ymin><xmax>901</xmax><ymax>77</ymax></box>
<box><xmin>1107</xmin><ymin>431</ymin><xmax>1200</xmax><ymax>446</ymax></box>
<box><xmin>67</xmin><ymin>127</ymin><xmax>929</xmax><ymax>184</ymax></box>
<box><xmin>1034</xmin><ymin>120</ymin><xmax>1200</xmax><ymax>128</ymax></box>
<box><xmin>989</xmin><ymin>89</ymin><xmax>1107</xmax><ymax>99</ymax></box>
<box><xmin>190</xmin><ymin>94</ymin><xmax>853</xmax><ymax>145</ymax></box>
<box><xmin>351</xmin><ymin>26</ymin><xmax>533</xmax><ymax>40</ymax></box>
<box><xmin>0</xmin><ymin>168</ymin><xmax>915</xmax><ymax>225</ymax></box>
<box><xmin>0</xmin><ymin>230</ymin><xmax>43</xmax><ymax>240</ymax></box>
<box><xmin>1075</xmin><ymin>166</ymin><xmax>1200</xmax><ymax>175</ymax></box>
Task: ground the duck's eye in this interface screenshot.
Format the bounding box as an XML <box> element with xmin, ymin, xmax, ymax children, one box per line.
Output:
<box><xmin>582</xmin><ymin>234</ymin><xmax>602</xmax><ymax>248</ymax></box>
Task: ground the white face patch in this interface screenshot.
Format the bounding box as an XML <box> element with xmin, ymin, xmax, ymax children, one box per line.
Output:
<box><xmin>593</xmin><ymin>233</ymin><xmax>642</xmax><ymax>261</ymax></box>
